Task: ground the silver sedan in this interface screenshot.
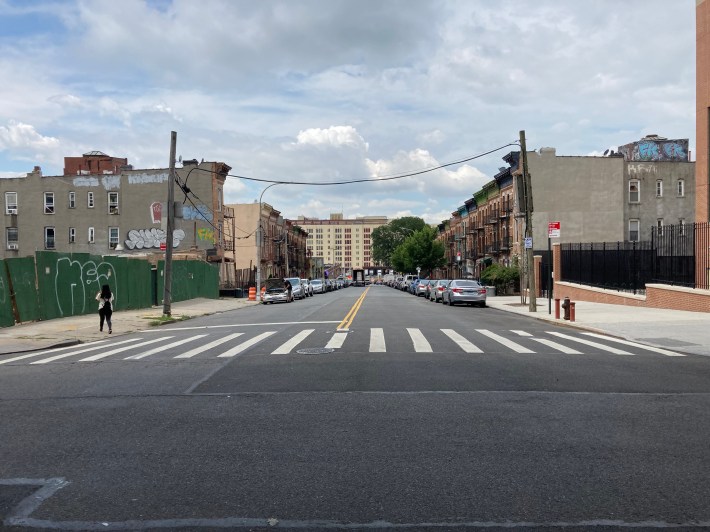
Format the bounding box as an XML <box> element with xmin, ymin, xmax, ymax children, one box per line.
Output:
<box><xmin>442</xmin><ymin>280</ymin><xmax>487</xmax><ymax>307</ymax></box>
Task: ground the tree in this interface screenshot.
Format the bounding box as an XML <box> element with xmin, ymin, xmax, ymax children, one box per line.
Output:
<box><xmin>391</xmin><ymin>225</ymin><xmax>446</xmax><ymax>276</ymax></box>
<box><xmin>371</xmin><ymin>216</ymin><xmax>427</xmax><ymax>266</ymax></box>
<box><xmin>480</xmin><ymin>263</ymin><xmax>520</xmax><ymax>295</ymax></box>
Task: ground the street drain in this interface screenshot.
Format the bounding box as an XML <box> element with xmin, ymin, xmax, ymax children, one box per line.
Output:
<box><xmin>296</xmin><ymin>347</ymin><xmax>335</xmax><ymax>355</ymax></box>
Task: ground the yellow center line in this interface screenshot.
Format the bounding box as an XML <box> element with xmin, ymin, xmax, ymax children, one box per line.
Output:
<box><xmin>337</xmin><ymin>287</ymin><xmax>370</xmax><ymax>330</ymax></box>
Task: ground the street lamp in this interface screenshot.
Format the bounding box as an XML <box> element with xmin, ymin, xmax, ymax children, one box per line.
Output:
<box><xmin>256</xmin><ymin>183</ymin><xmax>281</xmax><ymax>300</ymax></box>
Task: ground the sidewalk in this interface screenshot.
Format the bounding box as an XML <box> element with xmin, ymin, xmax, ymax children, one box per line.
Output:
<box><xmin>1</xmin><ymin>294</ymin><xmax>709</xmax><ymax>357</ymax></box>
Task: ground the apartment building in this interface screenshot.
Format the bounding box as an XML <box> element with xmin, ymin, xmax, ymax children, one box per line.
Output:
<box><xmin>223</xmin><ymin>202</ymin><xmax>309</xmax><ymax>283</ymax></box>
<box><xmin>1</xmin><ymin>152</ymin><xmax>231</xmax><ymax>262</ymax></box>
<box><xmin>296</xmin><ymin>213</ymin><xmax>389</xmax><ymax>277</ymax></box>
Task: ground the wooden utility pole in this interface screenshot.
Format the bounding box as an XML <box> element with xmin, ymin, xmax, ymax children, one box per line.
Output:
<box><xmin>162</xmin><ymin>131</ymin><xmax>177</xmax><ymax>316</ymax></box>
<box><xmin>520</xmin><ymin>130</ymin><xmax>536</xmax><ymax>312</ymax></box>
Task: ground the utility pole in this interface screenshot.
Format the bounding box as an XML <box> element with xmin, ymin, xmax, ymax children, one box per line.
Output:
<box><xmin>162</xmin><ymin>131</ymin><xmax>177</xmax><ymax>317</ymax></box>
<box><xmin>284</xmin><ymin>228</ymin><xmax>289</xmax><ymax>276</ymax></box>
<box><xmin>520</xmin><ymin>130</ymin><xmax>536</xmax><ymax>312</ymax></box>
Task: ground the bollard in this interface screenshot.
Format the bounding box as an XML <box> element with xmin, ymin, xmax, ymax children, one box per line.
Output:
<box><xmin>248</xmin><ymin>286</ymin><xmax>256</xmax><ymax>301</ymax></box>
<box><xmin>570</xmin><ymin>301</ymin><xmax>576</xmax><ymax>322</ymax></box>
<box><xmin>561</xmin><ymin>297</ymin><xmax>570</xmax><ymax>320</ymax></box>
<box><xmin>554</xmin><ymin>298</ymin><xmax>560</xmax><ymax>319</ymax></box>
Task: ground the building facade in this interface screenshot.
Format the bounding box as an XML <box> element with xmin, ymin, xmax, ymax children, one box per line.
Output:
<box><xmin>527</xmin><ymin>138</ymin><xmax>694</xmax><ymax>247</ymax></box>
<box><xmin>1</xmin><ymin>153</ymin><xmax>231</xmax><ymax>263</ymax></box>
<box><xmin>296</xmin><ymin>213</ymin><xmax>389</xmax><ymax>278</ymax></box>
<box><xmin>699</xmin><ymin>0</ymin><xmax>709</xmax><ymax>224</ymax></box>
<box><xmin>223</xmin><ymin>202</ymin><xmax>309</xmax><ymax>284</ymax></box>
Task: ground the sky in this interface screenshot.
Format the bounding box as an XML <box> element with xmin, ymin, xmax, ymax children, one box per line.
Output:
<box><xmin>0</xmin><ymin>0</ymin><xmax>697</xmax><ymax>225</ymax></box>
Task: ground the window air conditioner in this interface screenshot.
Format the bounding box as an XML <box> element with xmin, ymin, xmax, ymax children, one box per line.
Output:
<box><xmin>7</xmin><ymin>243</ymin><xmax>18</xmax><ymax>250</ymax></box>
<box><xmin>7</xmin><ymin>208</ymin><xmax>17</xmax><ymax>214</ymax></box>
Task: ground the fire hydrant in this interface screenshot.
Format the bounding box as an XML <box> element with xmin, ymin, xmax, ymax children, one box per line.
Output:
<box><xmin>561</xmin><ymin>297</ymin><xmax>571</xmax><ymax>320</ymax></box>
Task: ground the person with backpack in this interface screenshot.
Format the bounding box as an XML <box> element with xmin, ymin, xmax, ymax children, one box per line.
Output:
<box><xmin>95</xmin><ymin>284</ymin><xmax>114</xmax><ymax>334</ymax></box>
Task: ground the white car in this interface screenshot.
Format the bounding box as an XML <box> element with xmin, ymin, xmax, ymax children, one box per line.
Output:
<box><xmin>310</xmin><ymin>279</ymin><xmax>325</xmax><ymax>294</ymax></box>
<box><xmin>301</xmin><ymin>279</ymin><xmax>313</xmax><ymax>297</ymax></box>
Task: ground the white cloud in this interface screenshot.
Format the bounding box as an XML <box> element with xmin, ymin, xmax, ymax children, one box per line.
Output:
<box><xmin>0</xmin><ymin>121</ymin><xmax>61</xmax><ymax>163</ymax></box>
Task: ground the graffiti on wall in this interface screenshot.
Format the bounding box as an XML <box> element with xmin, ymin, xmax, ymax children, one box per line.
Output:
<box><xmin>124</xmin><ymin>228</ymin><xmax>186</xmax><ymax>250</ymax></box>
<box><xmin>197</xmin><ymin>228</ymin><xmax>215</xmax><ymax>242</ymax></box>
<box><xmin>55</xmin><ymin>257</ymin><xmax>117</xmax><ymax>316</ymax></box>
<box><xmin>183</xmin><ymin>204</ymin><xmax>213</xmax><ymax>221</ymax></box>
<box><xmin>619</xmin><ymin>139</ymin><xmax>689</xmax><ymax>162</ymax></box>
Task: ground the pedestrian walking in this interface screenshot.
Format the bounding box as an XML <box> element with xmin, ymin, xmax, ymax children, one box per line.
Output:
<box><xmin>95</xmin><ymin>284</ymin><xmax>114</xmax><ymax>334</ymax></box>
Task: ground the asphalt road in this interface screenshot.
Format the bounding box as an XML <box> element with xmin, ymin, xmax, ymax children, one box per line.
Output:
<box><xmin>2</xmin><ymin>285</ymin><xmax>710</xmax><ymax>531</ymax></box>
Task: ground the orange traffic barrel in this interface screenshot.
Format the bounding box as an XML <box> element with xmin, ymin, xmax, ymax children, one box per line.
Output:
<box><xmin>248</xmin><ymin>287</ymin><xmax>257</xmax><ymax>301</ymax></box>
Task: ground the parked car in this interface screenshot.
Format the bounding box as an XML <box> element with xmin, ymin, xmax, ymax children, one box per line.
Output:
<box><xmin>286</xmin><ymin>277</ymin><xmax>305</xmax><ymax>300</ymax></box>
<box><xmin>310</xmin><ymin>279</ymin><xmax>325</xmax><ymax>294</ymax></box>
<box><xmin>301</xmin><ymin>278</ymin><xmax>313</xmax><ymax>297</ymax></box>
<box><xmin>415</xmin><ymin>279</ymin><xmax>430</xmax><ymax>297</ymax></box>
<box><xmin>261</xmin><ymin>278</ymin><xmax>292</xmax><ymax>304</ymax></box>
<box><xmin>442</xmin><ymin>279</ymin><xmax>487</xmax><ymax>307</ymax></box>
<box><xmin>400</xmin><ymin>274</ymin><xmax>416</xmax><ymax>291</ymax></box>
<box><xmin>429</xmin><ymin>279</ymin><xmax>450</xmax><ymax>302</ymax></box>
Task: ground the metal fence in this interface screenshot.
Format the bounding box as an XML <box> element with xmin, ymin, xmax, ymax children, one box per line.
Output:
<box><xmin>560</xmin><ymin>222</ymin><xmax>710</xmax><ymax>292</ymax></box>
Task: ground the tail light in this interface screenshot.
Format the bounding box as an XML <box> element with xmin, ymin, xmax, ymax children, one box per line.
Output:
<box><xmin>452</xmin><ymin>288</ymin><xmax>463</xmax><ymax>293</ymax></box>
<box><xmin>480</xmin><ymin>288</ymin><xmax>487</xmax><ymax>294</ymax></box>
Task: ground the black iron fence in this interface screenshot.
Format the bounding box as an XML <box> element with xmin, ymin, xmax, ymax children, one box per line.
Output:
<box><xmin>560</xmin><ymin>222</ymin><xmax>710</xmax><ymax>292</ymax></box>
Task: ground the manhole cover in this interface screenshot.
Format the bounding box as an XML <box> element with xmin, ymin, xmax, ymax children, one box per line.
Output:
<box><xmin>296</xmin><ymin>347</ymin><xmax>335</xmax><ymax>355</ymax></box>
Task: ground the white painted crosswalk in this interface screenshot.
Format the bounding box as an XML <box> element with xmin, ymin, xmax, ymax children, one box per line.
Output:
<box><xmin>1</xmin><ymin>327</ymin><xmax>688</xmax><ymax>366</ymax></box>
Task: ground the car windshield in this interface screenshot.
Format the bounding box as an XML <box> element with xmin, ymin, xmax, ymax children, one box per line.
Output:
<box><xmin>311</xmin><ymin>280</ymin><xmax>322</xmax><ymax>285</ymax></box>
<box><xmin>287</xmin><ymin>278</ymin><xmax>300</xmax><ymax>285</ymax></box>
<box><xmin>454</xmin><ymin>280</ymin><xmax>480</xmax><ymax>287</ymax></box>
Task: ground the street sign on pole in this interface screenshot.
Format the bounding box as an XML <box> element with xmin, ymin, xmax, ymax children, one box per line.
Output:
<box><xmin>548</xmin><ymin>221</ymin><xmax>561</xmax><ymax>238</ymax></box>
<box><xmin>524</xmin><ymin>237</ymin><xmax>533</xmax><ymax>249</ymax></box>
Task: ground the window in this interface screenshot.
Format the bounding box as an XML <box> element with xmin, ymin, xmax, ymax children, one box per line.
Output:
<box><xmin>69</xmin><ymin>192</ymin><xmax>76</xmax><ymax>209</ymax></box>
<box><xmin>87</xmin><ymin>192</ymin><xmax>95</xmax><ymax>208</ymax></box>
<box><xmin>88</xmin><ymin>227</ymin><xmax>95</xmax><ymax>244</ymax></box>
<box><xmin>5</xmin><ymin>192</ymin><xmax>18</xmax><ymax>214</ymax></box>
<box><xmin>218</xmin><ymin>222</ymin><xmax>224</xmax><ymax>247</ymax></box>
<box><xmin>657</xmin><ymin>219</ymin><xmax>664</xmax><ymax>236</ymax></box>
<box><xmin>677</xmin><ymin>179</ymin><xmax>685</xmax><ymax>197</ymax></box>
<box><xmin>69</xmin><ymin>227</ymin><xmax>76</xmax><ymax>243</ymax></box>
<box><xmin>6</xmin><ymin>227</ymin><xmax>18</xmax><ymax>249</ymax></box>
<box><xmin>628</xmin><ymin>180</ymin><xmax>640</xmax><ymax>203</ymax></box>
<box><xmin>629</xmin><ymin>219</ymin><xmax>640</xmax><ymax>242</ymax></box>
<box><xmin>44</xmin><ymin>192</ymin><xmax>55</xmax><ymax>214</ymax></box>
<box><xmin>109</xmin><ymin>227</ymin><xmax>119</xmax><ymax>249</ymax></box>
<box><xmin>108</xmin><ymin>192</ymin><xmax>119</xmax><ymax>214</ymax></box>
<box><xmin>44</xmin><ymin>227</ymin><xmax>56</xmax><ymax>249</ymax></box>
<box><xmin>656</xmin><ymin>180</ymin><xmax>663</xmax><ymax>197</ymax></box>
<box><xmin>217</xmin><ymin>188</ymin><xmax>223</xmax><ymax>212</ymax></box>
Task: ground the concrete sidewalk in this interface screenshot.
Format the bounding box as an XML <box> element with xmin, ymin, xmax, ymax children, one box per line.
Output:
<box><xmin>1</xmin><ymin>294</ymin><xmax>708</xmax><ymax>357</ymax></box>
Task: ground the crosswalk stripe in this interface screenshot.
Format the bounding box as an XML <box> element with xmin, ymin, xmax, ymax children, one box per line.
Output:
<box><xmin>369</xmin><ymin>328</ymin><xmax>386</xmax><ymax>352</ymax></box>
<box><xmin>441</xmin><ymin>329</ymin><xmax>483</xmax><ymax>353</ymax></box>
<box><xmin>546</xmin><ymin>332</ymin><xmax>634</xmax><ymax>355</ymax></box>
<box><xmin>326</xmin><ymin>332</ymin><xmax>348</xmax><ymax>349</ymax></box>
<box><xmin>511</xmin><ymin>330</ymin><xmax>533</xmax><ymax>337</ymax></box>
<box><xmin>174</xmin><ymin>333</ymin><xmax>244</xmax><ymax>359</ymax></box>
<box><xmin>407</xmin><ymin>328</ymin><xmax>433</xmax><ymax>352</ymax></box>
<box><xmin>125</xmin><ymin>335</ymin><xmax>208</xmax><ymax>360</ymax></box>
<box><xmin>581</xmin><ymin>333</ymin><xmax>686</xmax><ymax>357</ymax></box>
<box><xmin>218</xmin><ymin>331</ymin><xmax>276</xmax><ymax>357</ymax></box>
<box><xmin>476</xmin><ymin>329</ymin><xmax>535</xmax><ymax>353</ymax></box>
<box><xmin>30</xmin><ymin>338</ymin><xmax>142</xmax><ymax>364</ymax></box>
<box><xmin>0</xmin><ymin>340</ymin><xmax>111</xmax><ymax>365</ymax></box>
<box><xmin>531</xmin><ymin>338</ymin><xmax>583</xmax><ymax>354</ymax></box>
<box><xmin>80</xmin><ymin>337</ymin><xmax>174</xmax><ymax>362</ymax></box>
<box><xmin>272</xmin><ymin>329</ymin><xmax>314</xmax><ymax>354</ymax></box>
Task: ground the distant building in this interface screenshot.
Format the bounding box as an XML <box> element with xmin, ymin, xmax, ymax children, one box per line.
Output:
<box><xmin>296</xmin><ymin>213</ymin><xmax>389</xmax><ymax>277</ymax></box>
<box><xmin>1</xmin><ymin>153</ymin><xmax>231</xmax><ymax>265</ymax></box>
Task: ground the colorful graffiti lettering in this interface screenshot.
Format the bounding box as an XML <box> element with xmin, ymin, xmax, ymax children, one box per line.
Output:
<box><xmin>55</xmin><ymin>257</ymin><xmax>117</xmax><ymax>316</ymax></box>
<box><xmin>197</xmin><ymin>228</ymin><xmax>215</xmax><ymax>241</ymax></box>
<box><xmin>183</xmin><ymin>204</ymin><xmax>213</xmax><ymax>221</ymax></box>
<box><xmin>124</xmin><ymin>228</ymin><xmax>186</xmax><ymax>250</ymax></box>
<box><xmin>619</xmin><ymin>139</ymin><xmax>689</xmax><ymax>162</ymax></box>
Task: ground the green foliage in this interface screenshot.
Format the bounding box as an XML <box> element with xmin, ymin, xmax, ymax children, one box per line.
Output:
<box><xmin>371</xmin><ymin>216</ymin><xmax>428</xmax><ymax>266</ymax></box>
<box><xmin>391</xmin><ymin>225</ymin><xmax>446</xmax><ymax>275</ymax></box>
<box><xmin>480</xmin><ymin>263</ymin><xmax>520</xmax><ymax>294</ymax></box>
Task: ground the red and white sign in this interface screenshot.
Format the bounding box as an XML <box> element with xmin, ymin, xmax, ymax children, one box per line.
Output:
<box><xmin>151</xmin><ymin>202</ymin><xmax>162</xmax><ymax>224</ymax></box>
<box><xmin>548</xmin><ymin>221</ymin><xmax>561</xmax><ymax>238</ymax></box>
<box><xmin>159</xmin><ymin>242</ymin><xmax>166</xmax><ymax>251</ymax></box>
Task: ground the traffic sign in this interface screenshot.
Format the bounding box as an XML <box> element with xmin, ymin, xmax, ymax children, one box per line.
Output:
<box><xmin>548</xmin><ymin>221</ymin><xmax>561</xmax><ymax>238</ymax></box>
<box><xmin>524</xmin><ymin>237</ymin><xmax>533</xmax><ymax>249</ymax></box>
<box><xmin>160</xmin><ymin>242</ymin><xmax>166</xmax><ymax>251</ymax></box>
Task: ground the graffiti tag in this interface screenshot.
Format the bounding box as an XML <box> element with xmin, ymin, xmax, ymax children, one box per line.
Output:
<box><xmin>124</xmin><ymin>228</ymin><xmax>186</xmax><ymax>250</ymax></box>
<box><xmin>55</xmin><ymin>257</ymin><xmax>117</xmax><ymax>316</ymax></box>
